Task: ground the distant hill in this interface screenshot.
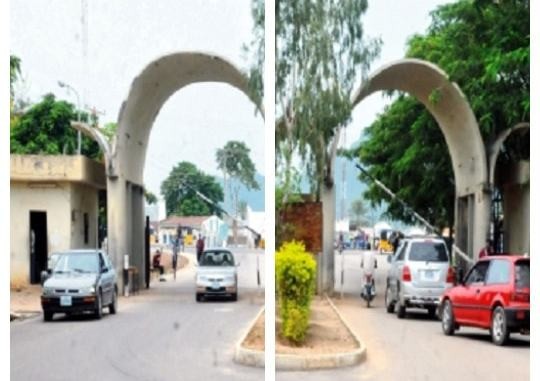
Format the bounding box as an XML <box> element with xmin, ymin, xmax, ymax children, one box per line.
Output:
<box><xmin>216</xmin><ymin>173</ymin><xmax>265</xmax><ymax>212</ymax></box>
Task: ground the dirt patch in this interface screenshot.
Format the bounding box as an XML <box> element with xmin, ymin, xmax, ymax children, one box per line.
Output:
<box><xmin>277</xmin><ymin>297</ymin><xmax>358</xmax><ymax>355</ymax></box>
<box><xmin>241</xmin><ymin>297</ymin><xmax>358</xmax><ymax>355</ymax></box>
<box><xmin>243</xmin><ymin>313</ymin><xmax>265</xmax><ymax>350</ymax></box>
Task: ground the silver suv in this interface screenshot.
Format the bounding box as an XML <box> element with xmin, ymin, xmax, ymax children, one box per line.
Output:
<box><xmin>385</xmin><ymin>236</ymin><xmax>454</xmax><ymax>319</ymax></box>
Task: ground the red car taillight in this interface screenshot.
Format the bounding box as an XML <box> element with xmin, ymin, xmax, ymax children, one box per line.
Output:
<box><xmin>446</xmin><ymin>267</ymin><xmax>455</xmax><ymax>284</ymax></box>
<box><xmin>511</xmin><ymin>292</ymin><xmax>530</xmax><ymax>303</ymax></box>
<box><xmin>402</xmin><ymin>265</ymin><xmax>411</xmax><ymax>282</ymax></box>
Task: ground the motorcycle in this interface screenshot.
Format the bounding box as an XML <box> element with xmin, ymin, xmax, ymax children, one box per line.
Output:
<box><xmin>361</xmin><ymin>274</ymin><xmax>376</xmax><ymax>308</ymax></box>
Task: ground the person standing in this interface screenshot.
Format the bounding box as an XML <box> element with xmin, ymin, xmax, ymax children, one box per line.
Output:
<box><xmin>478</xmin><ymin>239</ymin><xmax>494</xmax><ymax>258</ymax></box>
<box><xmin>196</xmin><ymin>236</ymin><xmax>205</xmax><ymax>263</ymax></box>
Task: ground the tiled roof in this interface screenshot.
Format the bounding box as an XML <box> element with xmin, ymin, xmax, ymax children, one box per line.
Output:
<box><xmin>159</xmin><ymin>215</ymin><xmax>211</xmax><ymax>228</ymax></box>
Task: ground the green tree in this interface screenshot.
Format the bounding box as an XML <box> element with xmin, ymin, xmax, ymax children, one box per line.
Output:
<box><xmin>349</xmin><ymin>197</ymin><xmax>370</xmax><ymax>227</ymax></box>
<box><xmin>10</xmin><ymin>93</ymin><xmax>101</xmax><ymax>159</ymax></box>
<box><xmin>275</xmin><ymin>0</ymin><xmax>380</xmax><ymax>200</ymax></box>
<box><xmin>216</xmin><ymin>140</ymin><xmax>260</xmax><ymax>216</ymax></box>
<box><xmin>356</xmin><ymin>0</ymin><xmax>529</xmax><ymax>232</ymax></box>
<box><xmin>160</xmin><ymin>161</ymin><xmax>224</xmax><ymax>217</ymax></box>
<box><xmin>10</xmin><ymin>55</ymin><xmax>21</xmax><ymax>99</ymax></box>
<box><xmin>144</xmin><ymin>190</ymin><xmax>158</xmax><ymax>205</ymax></box>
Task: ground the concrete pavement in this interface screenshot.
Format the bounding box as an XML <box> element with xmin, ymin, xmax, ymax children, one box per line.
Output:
<box><xmin>277</xmin><ymin>250</ymin><xmax>529</xmax><ymax>381</ymax></box>
<box><xmin>11</xmin><ymin>247</ymin><xmax>264</xmax><ymax>381</ymax></box>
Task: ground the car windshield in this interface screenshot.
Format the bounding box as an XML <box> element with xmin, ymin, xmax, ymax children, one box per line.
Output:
<box><xmin>515</xmin><ymin>260</ymin><xmax>530</xmax><ymax>288</ymax></box>
<box><xmin>53</xmin><ymin>253</ymin><xmax>99</xmax><ymax>274</ymax></box>
<box><xmin>409</xmin><ymin>241</ymin><xmax>448</xmax><ymax>262</ymax></box>
<box><xmin>200</xmin><ymin>251</ymin><xmax>235</xmax><ymax>267</ymax></box>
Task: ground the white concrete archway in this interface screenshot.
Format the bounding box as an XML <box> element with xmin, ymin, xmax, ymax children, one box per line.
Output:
<box><xmin>351</xmin><ymin>59</ymin><xmax>490</xmax><ymax>257</ymax></box>
<box><xmin>321</xmin><ymin>59</ymin><xmax>490</xmax><ymax>292</ymax></box>
<box><xmin>106</xmin><ymin>52</ymin><xmax>262</xmax><ymax>289</ymax></box>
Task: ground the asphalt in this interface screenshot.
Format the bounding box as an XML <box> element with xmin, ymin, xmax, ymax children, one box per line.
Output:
<box><xmin>277</xmin><ymin>250</ymin><xmax>530</xmax><ymax>381</ymax></box>
<box><xmin>10</xmin><ymin>247</ymin><xmax>265</xmax><ymax>381</ymax></box>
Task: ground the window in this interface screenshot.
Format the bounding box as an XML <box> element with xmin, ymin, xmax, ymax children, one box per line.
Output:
<box><xmin>515</xmin><ymin>260</ymin><xmax>530</xmax><ymax>288</ymax></box>
<box><xmin>84</xmin><ymin>213</ymin><xmax>89</xmax><ymax>244</ymax></box>
<box><xmin>200</xmin><ymin>251</ymin><xmax>235</xmax><ymax>267</ymax></box>
<box><xmin>486</xmin><ymin>259</ymin><xmax>511</xmax><ymax>284</ymax></box>
<box><xmin>465</xmin><ymin>261</ymin><xmax>490</xmax><ymax>286</ymax></box>
<box><xmin>396</xmin><ymin>241</ymin><xmax>408</xmax><ymax>261</ymax></box>
<box><xmin>54</xmin><ymin>253</ymin><xmax>99</xmax><ymax>274</ymax></box>
<box><xmin>409</xmin><ymin>241</ymin><xmax>448</xmax><ymax>262</ymax></box>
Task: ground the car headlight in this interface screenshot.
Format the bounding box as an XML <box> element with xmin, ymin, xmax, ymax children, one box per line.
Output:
<box><xmin>82</xmin><ymin>286</ymin><xmax>96</xmax><ymax>294</ymax></box>
<box><xmin>197</xmin><ymin>275</ymin><xmax>208</xmax><ymax>283</ymax></box>
<box><xmin>42</xmin><ymin>287</ymin><xmax>54</xmax><ymax>296</ymax></box>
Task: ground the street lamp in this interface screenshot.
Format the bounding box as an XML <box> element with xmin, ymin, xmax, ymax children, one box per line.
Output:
<box><xmin>58</xmin><ymin>81</ymin><xmax>82</xmax><ymax>155</ymax></box>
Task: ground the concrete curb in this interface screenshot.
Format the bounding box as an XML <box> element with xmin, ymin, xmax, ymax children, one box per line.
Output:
<box><xmin>233</xmin><ymin>297</ymin><xmax>367</xmax><ymax>371</ymax></box>
<box><xmin>233</xmin><ymin>306</ymin><xmax>265</xmax><ymax>368</ymax></box>
<box><xmin>274</xmin><ymin>295</ymin><xmax>366</xmax><ymax>371</ymax></box>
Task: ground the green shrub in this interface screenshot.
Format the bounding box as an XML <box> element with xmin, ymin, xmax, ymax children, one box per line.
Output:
<box><xmin>276</xmin><ymin>241</ymin><xmax>317</xmax><ymax>344</ymax></box>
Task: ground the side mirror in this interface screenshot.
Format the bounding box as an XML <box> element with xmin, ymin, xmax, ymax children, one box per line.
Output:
<box><xmin>40</xmin><ymin>270</ymin><xmax>50</xmax><ymax>285</ymax></box>
<box><xmin>101</xmin><ymin>266</ymin><xmax>108</xmax><ymax>274</ymax></box>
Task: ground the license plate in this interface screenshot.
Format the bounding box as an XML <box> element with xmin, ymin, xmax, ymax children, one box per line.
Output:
<box><xmin>60</xmin><ymin>295</ymin><xmax>72</xmax><ymax>307</ymax></box>
<box><xmin>423</xmin><ymin>270</ymin><xmax>435</xmax><ymax>280</ymax></box>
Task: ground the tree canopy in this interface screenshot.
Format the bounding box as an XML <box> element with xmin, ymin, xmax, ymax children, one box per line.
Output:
<box><xmin>10</xmin><ymin>93</ymin><xmax>101</xmax><ymax>159</ymax></box>
<box><xmin>160</xmin><ymin>161</ymin><xmax>224</xmax><ymax>217</ymax></box>
<box><xmin>216</xmin><ymin>140</ymin><xmax>260</xmax><ymax>216</ymax></box>
<box><xmin>275</xmin><ymin>0</ymin><xmax>380</xmax><ymax>199</ymax></box>
<box><xmin>355</xmin><ymin>0</ymin><xmax>529</xmax><ymax>231</ymax></box>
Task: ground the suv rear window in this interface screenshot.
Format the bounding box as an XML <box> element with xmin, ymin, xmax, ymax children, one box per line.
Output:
<box><xmin>515</xmin><ymin>260</ymin><xmax>530</xmax><ymax>288</ymax></box>
<box><xmin>408</xmin><ymin>241</ymin><xmax>448</xmax><ymax>262</ymax></box>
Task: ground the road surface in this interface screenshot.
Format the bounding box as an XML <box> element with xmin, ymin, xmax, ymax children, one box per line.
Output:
<box><xmin>11</xmin><ymin>248</ymin><xmax>264</xmax><ymax>381</ymax></box>
<box><xmin>277</xmin><ymin>249</ymin><xmax>529</xmax><ymax>381</ymax></box>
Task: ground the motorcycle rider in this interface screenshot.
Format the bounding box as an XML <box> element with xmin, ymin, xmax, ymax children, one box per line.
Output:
<box><xmin>361</xmin><ymin>249</ymin><xmax>378</xmax><ymax>297</ymax></box>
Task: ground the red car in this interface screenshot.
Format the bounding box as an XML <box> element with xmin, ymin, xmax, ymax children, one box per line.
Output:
<box><xmin>439</xmin><ymin>255</ymin><xmax>529</xmax><ymax>345</ymax></box>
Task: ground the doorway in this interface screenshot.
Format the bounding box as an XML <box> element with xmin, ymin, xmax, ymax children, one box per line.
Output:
<box><xmin>29</xmin><ymin>211</ymin><xmax>48</xmax><ymax>284</ymax></box>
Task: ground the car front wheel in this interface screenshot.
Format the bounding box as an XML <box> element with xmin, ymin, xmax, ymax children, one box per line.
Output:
<box><xmin>441</xmin><ymin>300</ymin><xmax>455</xmax><ymax>335</ymax></box>
<box><xmin>95</xmin><ymin>291</ymin><xmax>103</xmax><ymax>319</ymax></box>
<box><xmin>491</xmin><ymin>306</ymin><xmax>509</xmax><ymax>346</ymax></box>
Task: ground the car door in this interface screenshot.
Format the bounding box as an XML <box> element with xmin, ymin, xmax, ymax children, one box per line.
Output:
<box><xmin>482</xmin><ymin>259</ymin><xmax>512</xmax><ymax>327</ymax></box>
<box><xmin>453</xmin><ymin>261</ymin><xmax>490</xmax><ymax>325</ymax></box>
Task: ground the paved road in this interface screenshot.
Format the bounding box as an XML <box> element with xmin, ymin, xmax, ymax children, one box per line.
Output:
<box><xmin>11</xmin><ymin>248</ymin><xmax>264</xmax><ymax>381</ymax></box>
<box><xmin>277</xmin><ymin>250</ymin><xmax>529</xmax><ymax>381</ymax></box>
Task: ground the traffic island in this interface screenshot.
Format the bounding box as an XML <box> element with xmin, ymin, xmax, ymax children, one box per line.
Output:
<box><xmin>234</xmin><ymin>307</ymin><xmax>265</xmax><ymax>367</ymax></box>
<box><xmin>234</xmin><ymin>297</ymin><xmax>367</xmax><ymax>370</ymax></box>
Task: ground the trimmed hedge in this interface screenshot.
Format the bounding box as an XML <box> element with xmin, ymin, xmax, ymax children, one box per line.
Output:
<box><xmin>276</xmin><ymin>241</ymin><xmax>317</xmax><ymax>344</ymax></box>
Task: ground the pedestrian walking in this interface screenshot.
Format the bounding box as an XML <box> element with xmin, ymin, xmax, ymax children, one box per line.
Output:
<box><xmin>152</xmin><ymin>249</ymin><xmax>165</xmax><ymax>281</ymax></box>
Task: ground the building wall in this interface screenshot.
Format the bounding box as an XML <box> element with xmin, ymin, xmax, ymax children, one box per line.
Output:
<box><xmin>70</xmin><ymin>182</ymin><xmax>100</xmax><ymax>249</ymax></box>
<box><xmin>503</xmin><ymin>183</ymin><xmax>530</xmax><ymax>254</ymax></box>
<box><xmin>10</xmin><ymin>182</ymin><xmax>72</xmax><ymax>287</ymax></box>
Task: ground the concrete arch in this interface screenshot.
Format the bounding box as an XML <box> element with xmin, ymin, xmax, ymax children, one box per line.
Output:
<box><xmin>114</xmin><ymin>51</ymin><xmax>262</xmax><ymax>184</ymax></box>
<box><xmin>488</xmin><ymin>122</ymin><xmax>529</xmax><ymax>186</ymax></box>
<box><xmin>350</xmin><ymin>59</ymin><xmax>490</xmax><ymax>261</ymax></box>
<box><xmin>106</xmin><ymin>52</ymin><xmax>262</xmax><ymax>289</ymax></box>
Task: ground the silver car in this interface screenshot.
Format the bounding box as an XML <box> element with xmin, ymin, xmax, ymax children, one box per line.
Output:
<box><xmin>41</xmin><ymin>250</ymin><xmax>118</xmax><ymax>321</ymax></box>
<box><xmin>195</xmin><ymin>249</ymin><xmax>239</xmax><ymax>302</ymax></box>
<box><xmin>385</xmin><ymin>236</ymin><xmax>454</xmax><ymax>318</ymax></box>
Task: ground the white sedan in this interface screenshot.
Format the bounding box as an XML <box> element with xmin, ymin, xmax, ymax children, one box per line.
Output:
<box><xmin>195</xmin><ymin>249</ymin><xmax>239</xmax><ymax>302</ymax></box>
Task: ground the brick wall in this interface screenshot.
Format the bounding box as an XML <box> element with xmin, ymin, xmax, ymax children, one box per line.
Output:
<box><xmin>279</xmin><ymin>201</ymin><xmax>322</xmax><ymax>254</ymax></box>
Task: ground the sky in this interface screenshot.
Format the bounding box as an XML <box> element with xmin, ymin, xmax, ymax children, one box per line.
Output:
<box><xmin>11</xmin><ymin>0</ymin><xmax>449</xmax><ymax>201</ymax></box>
<box><xmin>10</xmin><ymin>0</ymin><xmax>263</xmax><ymax>197</ymax></box>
